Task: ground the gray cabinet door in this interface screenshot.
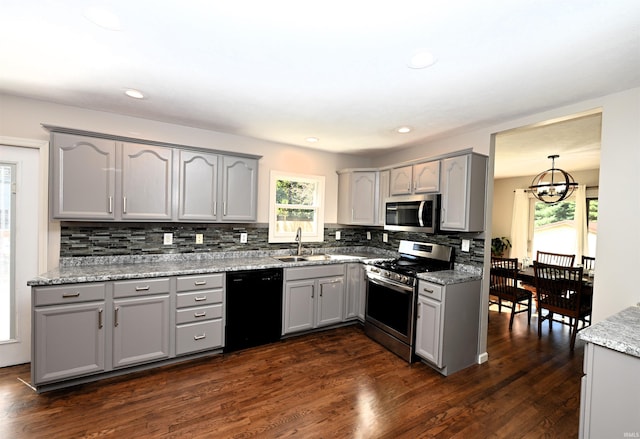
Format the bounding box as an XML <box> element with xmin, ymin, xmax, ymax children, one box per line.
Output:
<box><xmin>390</xmin><ymin>165</ymin><xmax>412</xmax><ymax>195</ymax></box>
<box><xmin>415</xmin><ymin>294</ymin><xmax>442</xmax><ymax>366</ymax></box>
<box><xmin>345</xmin><ymin>263</ymin><xmax>362</xmax><ymax>320</ymax></box>
<box><xmin>351</xmin><ymin>172</ymin><xmax>377</xmax><ymax>224</ymax></box>
<box><xmin>283</xmin><ymin>279</ymin><xmax>315</xmax><ymax>334</ymax></box>
<box><xmin>112</xmin><ymin>295</ymin><xmax>170</xmax><ymax>368</ymax></box>
<box><xmin>178</xmin><ymin>150</ymin><xmax>218</xmax><ymax>221</ymax></box>
<box><xmin>221</xmin><ymin>155</ymin><xmax>258</xmax><ymax>221</ymax></box>
<box><xmin>120</xmin><ymin>143</ymin><xmax>174</xmax><ymax>221</ymax></box>
<box><xmin>440</xmin><ymin>154</ymin><xmax>487</xmax><ymax>232</ymax></box>
<box><xmin>51</xmin><ymin>133</ymin><xmax>116</xmax><ymax>219</ymax></box>
<box><xmin>317</xmin><ymin>277</ymin><xmax>344</xmax><ymax>327</ymax></box>
<box><xmin>33</xmin><ymin>302</ymin><xmax>105</xmax><ymax>384</ymax></box>
<box><xmin>378</xmin><ymin>170</ymin><xmax>390</xmax><ymax>225</ymax></box>
<box><xmin>413</xmin><ymin>161</ymin><xmax>440</xmax><ymax>193</ymax></box>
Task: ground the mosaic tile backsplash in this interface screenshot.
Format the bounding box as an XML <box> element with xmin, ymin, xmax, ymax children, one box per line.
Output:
<box><xmin>60</xmin><ymin>223</ymin><xmax>485</xmax><ymax>266</ymax></box>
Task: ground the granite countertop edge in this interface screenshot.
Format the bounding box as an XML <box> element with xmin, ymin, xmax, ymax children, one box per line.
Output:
<box><xmin>28</xmin><ymin>248</ymin><xmax>483</xmax><ymax>287</ymax></box>
<box><xmin>579</xmin><ymin>306</ymin><xmax>640</xmax><ymax>358</ymax></box>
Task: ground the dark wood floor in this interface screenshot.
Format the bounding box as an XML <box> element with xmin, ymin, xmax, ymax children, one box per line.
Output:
<box><xmin>0</xmin><ymin>311</ymin><xmax>584</xmax><ymax>438</ymax></box>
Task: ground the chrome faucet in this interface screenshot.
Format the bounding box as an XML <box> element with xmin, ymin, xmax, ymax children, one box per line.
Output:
<box><xmin>295</xmin><ymin>227</ymin><xmax>303</xmax><ymax>256</ymax></box>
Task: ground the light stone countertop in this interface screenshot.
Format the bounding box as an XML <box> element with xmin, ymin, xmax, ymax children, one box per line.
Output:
<box><xmin>579</xmin><ymin>305</ymin><xmax>640</xmax><ymax>358</ymax></box>
<box><xmin>28</xmin><ymin>248</ymin><xmax>483</xmax><ymax>287</ymax></box>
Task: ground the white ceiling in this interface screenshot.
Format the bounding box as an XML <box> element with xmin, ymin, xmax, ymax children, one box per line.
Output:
<box><xmin>0</xmin><ymin>1</ymin><xmax>638</xmax><ymax>156</ymax></box>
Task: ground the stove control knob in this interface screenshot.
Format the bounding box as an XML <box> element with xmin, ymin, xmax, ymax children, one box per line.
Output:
<box><xmin>400</xmin><ymin>275</ymin><xmax>409</xmax><ymax>284</ymax></box>
<box><xmin>384</xmin><ymin>271</ymin><xmax>391</xmax><ymax>278</ymax></box>
<box><xmin>393</xmin><ymin>273</ymin><xmax>401</xmax><ymax>281</ymax></box>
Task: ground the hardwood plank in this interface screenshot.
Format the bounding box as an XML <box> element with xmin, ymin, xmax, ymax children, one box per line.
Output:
<box><xmin>0</xmin><ymin>311</ymin><xmax>583</xmax><ymax>438</ymax></box>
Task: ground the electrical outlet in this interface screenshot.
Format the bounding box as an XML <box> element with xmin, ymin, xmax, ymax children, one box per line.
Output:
<box><xmin>163</xmin><ymin>233</ymin><xmax>173</xmax><ymax>245</ymax></box>
<box><xmin>461</xmin><ymin>239</ymin><xmax>471</xmax><ymax>252</ymax></box>
<box><xmin>195</xmin><ymin>233</ymin><xmax>204</xmax><ymax>244</ymax></box>
<box><xmin>240</xmin><ymin>232</ymin><xmax>248</xmax><ymax>243</ymax></box>
<box><xmin>383</xmin><ymin>233</ymin><xmax>388</xmax><ymax>243</ymax></box>
<box><xmin>335</xmin><ymin>231</ymin><xmax>341</xmax><ymax>240</ymax></box>
<box><xmin>366</xmin><ymin>231</ymin><xmax>371</xmax><ymax>240</ymax></box>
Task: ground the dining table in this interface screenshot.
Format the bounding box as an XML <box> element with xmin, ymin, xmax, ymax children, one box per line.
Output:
<box><xmin>516</xmin><ymin>265</ymin><xmax>594</xmax><ymax>290</ymax></box>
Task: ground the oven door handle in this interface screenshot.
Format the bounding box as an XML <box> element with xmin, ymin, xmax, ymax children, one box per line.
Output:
<box><xmin>367</xmin><ymin>276</ymin><xmax>414</xmax><ymax>294</ymax></box>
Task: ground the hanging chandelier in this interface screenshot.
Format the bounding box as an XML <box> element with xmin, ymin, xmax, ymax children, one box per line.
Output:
<box><xmin>528</xmin><ymin>155</ymin><xmax>578</xmax><ymax>204</ymax></box>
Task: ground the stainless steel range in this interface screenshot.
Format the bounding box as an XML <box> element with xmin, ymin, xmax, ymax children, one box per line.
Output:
<box><xmin>364</xmin><ymin>240</ymin><xmax>453</xmax><ymax>362</ymax></box>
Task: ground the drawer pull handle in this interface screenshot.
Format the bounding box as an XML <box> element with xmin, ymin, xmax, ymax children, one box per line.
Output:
<box><xmin>194</xmin><ymin>296</ymin><xmax>207</xmax><ymax>302</ymax></box>
<box><xmin>114</xmin><ymin>306</ymin><xmax>120</xmax><ymax>327</ymax></box>
<box><xmin>194</xmin><ymin>281</ymin><xmax>207</xmax><ymax>286</ymax></box>
<box><xmin>194</xmin><ymin>334</ymin><xmax>206</xmax><ymax>340</ymax></box>
<box><xmin>62</xmin><ymin>292</ymin><xmax>81</xmax><ymax>298</ymax></box>
<box><xmin>423</xmin><ymin>288</ymin><xmax>434</xmax><ymax>293</ymax></box>
<box><xmin>98</xmin><ymin>309</ymin><xmax>103</xmax><ymax>329</ymax></box>
<box><xmin>135</xmin><ymin>285</ymin><xmax>150</xmax><ymax>291</ymax></box>
<box><xmin>194</xmin><ymin>312</ymin><xmax>207</xmax><ymax>318</ymax></box>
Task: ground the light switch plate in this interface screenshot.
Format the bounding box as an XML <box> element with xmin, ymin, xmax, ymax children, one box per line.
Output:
<box><xmin>366</xmin><ymin>231</ymin><xmax>371</xmax><ymax>240</ymax></box>
<box><xmin>163</xmin><ymin>233</ymin><xmax>173</xmax><ymax>245</ymax></box>
<box><xmin>195</xmin><ymin>233</ymin><xmax>203</xmax><ymax>244</ymax></box>
<box><xmin>461</xmin><ymin>239</ymin><xmax>471</xmax><ymax>252</ymax></box>
<box><xmin>240</xmin><ymin>232</ymin><xmax>248</xmax><ymax>243</ymax></box>
<box><xmin>335</xmin><ymin>231</ymin><xmax>341</xmax><ymax>240</ymax></box>
<box><xmin>383</xmin><ymin>233</ymin><xmax>388</xmax><ymax>243</ymax></box>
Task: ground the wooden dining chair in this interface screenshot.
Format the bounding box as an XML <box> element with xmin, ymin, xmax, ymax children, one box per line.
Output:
<box><xmin>536</xmin><ymin>251</ymin><xmax>575</xmax><ymax>267</ymax></box>
<box><xmin>533</xmin><ymin>262</ymin><xmax>592</xmax><ymax>350</ymax></box>
<box><xmin>581</xmin><ymin>256</ymin><xmax>596</xmax><ymax>271</ymax></box>
<box><xmin>490</xmin><ymin>257</ymin><xmax>532</xmax><ymax>330</ymax></box>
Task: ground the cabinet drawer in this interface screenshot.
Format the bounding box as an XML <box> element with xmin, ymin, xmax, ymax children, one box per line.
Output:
<box><xmin>34</xmin><ymin>283</ymin><xmax>106</xmax><ymax>306</ymax></box>
<box><xmin>175</xmin><ymin>320</ymin><xmax>223</xmax><ymax>355</ymax></box>
<box><xmin>113</xmin><ymin>278</ymin><xmax>170</xmax><ymax>298</ymax></box>
<box><xmin>285</xmin><ymin>265</ymin><xmax>344</xmax><ymax>281</ymax></box>
<box><xmin>176</xmin><ymin>304</ymin><xmax>223</xmax><ymax>325</ymax></box>
<box><xmin>176</xmin><ymin>289</ymin><xmax>223</xmax><ymax>308</ymax></box>
<box><xmin>418</xmin><ymin>281</ymin><xmax>443</xmax><ymax>301</ymax></box>
<box><xmin>176</xmin><ymin>273</ymin><xmax>224</xmax><ymax>292</ymax></box>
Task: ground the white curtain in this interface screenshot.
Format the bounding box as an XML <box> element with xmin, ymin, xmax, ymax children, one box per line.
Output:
<box><xmin>574</xmin><ymin>184</ymin><xmax>588</xmax><ymax>262</ymax></box>
<box><xmin>510</xmin><ymin>189</ymin><xmax>529</xmax><ymax>263</ymax></box>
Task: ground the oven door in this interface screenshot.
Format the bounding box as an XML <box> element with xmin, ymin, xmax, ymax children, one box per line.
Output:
<box><xmin>365</xmin><ymin>276</ymin><xmax>415</xmax><ymax>345</ymax></box>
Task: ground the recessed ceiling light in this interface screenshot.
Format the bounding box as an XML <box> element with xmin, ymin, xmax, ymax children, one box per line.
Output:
<box><xmin>84</xmin><ymin>7</ymin><xmax>122</xmax><ymax>31</ymax></box>
<box><xmin>408</xmin><ymin>50</ymin><xmax>436</xmax><ymax>69</ymax></box>
<box><xmin>306</xmin><ymin>137</ymin><xmax>319</xmax><ymax>143</ymax></box>
<box><xmin>397</xmin><ymin>126</ymin><xmax>412</xmax><ymax>134</ymax></box>
<box><xmin>125</xmin><ymin>89</ymin><xmax>145</xmax><ymax>99</ymax></box>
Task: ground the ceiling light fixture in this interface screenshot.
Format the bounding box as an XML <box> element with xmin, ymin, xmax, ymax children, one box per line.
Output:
<box><xmin>125</xmin><ymin>89</ymin><xmax>145</xmax><ymax>99</ymax></box>
<box><xmin>397</xmin><ymin>126</ymin><xmax>412</xmax><ymax>134</ymax></box>
<box><xmin>408</xmin><ymin>50</ymin><xmax>436</xmax><ymax>69</ymax></box>
<box><xmin>528</xmin><ymin>155</ymin><xmax>578</xmax><ymax>204</ymax></box>
<box><xmin>306</xmin><ymin>137</ymin><xmax>319</xmax><ymax>143</ymax></box>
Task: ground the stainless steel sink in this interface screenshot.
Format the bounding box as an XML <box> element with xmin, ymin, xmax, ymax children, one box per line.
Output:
<box><xmin>273</xmin><ymin>255</ymin><xmax>308</xmax><ymax>262</ymax></box>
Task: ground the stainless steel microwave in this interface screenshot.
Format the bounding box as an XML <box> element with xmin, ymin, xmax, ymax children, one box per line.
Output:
<box><xmin>384</xmin><ymin>194</ymin><xmax>440</xmax><ymax>233</ymax></box>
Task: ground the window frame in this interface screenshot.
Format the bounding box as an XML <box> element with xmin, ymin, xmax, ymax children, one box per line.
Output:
<box><xmin>268</xmin><ymin>170</ymin><xmax>325</xmax><ymax>244</ymax></box>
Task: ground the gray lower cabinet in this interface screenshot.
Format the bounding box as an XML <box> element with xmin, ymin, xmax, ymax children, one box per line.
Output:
<box><xmin>345</xmin><ymin>263</ymin><xmax>366</xmax><ymax>321</ymax></box>
<box><xmin>112</xmin><ymin>278</ymin><xmax>171</xmax><ymax>368</ymax></box>
<box><xmin>579</xmin><ymin>342</ymin><xmax>640</xmax><ymax>438</ymax></box>
<box><xmin>282</xmin><ymin>265</ymin><xmax>345</xmax><ymax>335</ymax></box>
<box><xmin>175</xmin><ymin>273</ymin><xmax>225</xmax><ymax>355</ymax></box>
<box><xmin>32</xmin><ymin>283</ymin><xmax>107</xmax><ymax>385</ymax></box>
<box><xmin>415</xmin><ymin>279</ymin><xmax>481</xmax><ymax>376</ymax></box>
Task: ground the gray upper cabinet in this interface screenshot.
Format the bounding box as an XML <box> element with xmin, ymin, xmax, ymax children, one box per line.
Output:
<box><xmin>120</xmin><ymin>143</ymin><xmax>174</xmax><ymax>221</ymax></box>
<box><xmin>440</xmin><ymin>153</ymin><xmax>487</xmax><ymax>232</ymax></box>
<box><xmin>51</xmin><ymin>133</ymin><xmax>116</xmax><ymax>220</ymax></box>
<box><xmin>337</xmin><ymin>170</ymin><xmax>377</xmax><ymax>225</ymax></box>
<box><xmin>221</xmin><ymin>155</ymin><xmax>258</xmax><ymax>222</ymax></box>
<box><xmin>47</xmin><ymin>127</ymin><xmax>261</xmax><ymax>223</ymax></box>
<box><xmin>390</xmin><ymin>161</ymin><xmax>439</xmax><ymax>196</ymax></box>
<box><xmin>178</xmin><ymin>150</ymin><xmax>218</xmax><ymax>221</ymax></box>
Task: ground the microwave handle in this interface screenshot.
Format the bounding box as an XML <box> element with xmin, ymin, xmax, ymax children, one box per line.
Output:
<box><xmin>418</xmin><ymin>201</ymin><xmax>426</xmax><ymax>227</ymax></box>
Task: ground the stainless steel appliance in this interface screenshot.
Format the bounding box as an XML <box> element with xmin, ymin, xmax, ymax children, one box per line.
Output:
<box><xmin>384</xmin><ymin>194</ymin><xmax>440</xmax><ymax>233</ymax></box>
<box><xmin>364</xmin><ymin>240</ymin><xmax>453</xmax><ymax>362</ymax></box>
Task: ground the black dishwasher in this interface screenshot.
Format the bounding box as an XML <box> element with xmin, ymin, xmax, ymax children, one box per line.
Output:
<box><xmin>224</xmin><ymin>268</ymin><xmax>283</xmax><ymax>353</ymax></box>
